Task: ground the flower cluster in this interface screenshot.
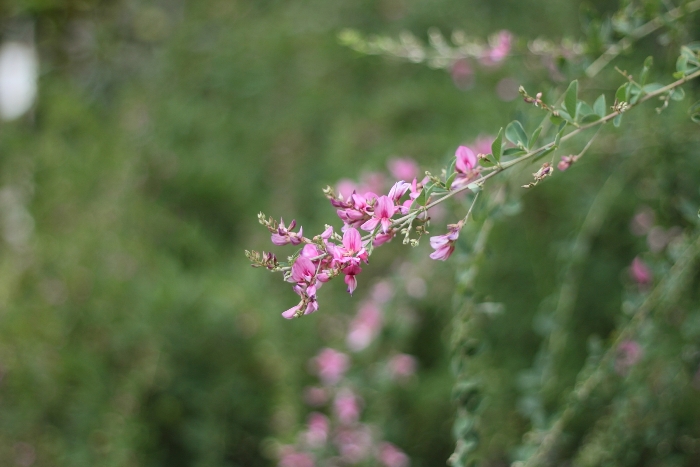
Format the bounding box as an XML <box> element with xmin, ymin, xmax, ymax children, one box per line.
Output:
<box><xmin>250</xmin><ymin>146</ymin><xmax>485</xmax><ymax>319</ymax></box>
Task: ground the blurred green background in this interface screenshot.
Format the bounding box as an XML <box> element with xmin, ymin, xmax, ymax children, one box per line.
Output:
<box><xmin>0</xmin><ymin>0</ymin><xmax>698</xmax><ymax>466</ymax></box>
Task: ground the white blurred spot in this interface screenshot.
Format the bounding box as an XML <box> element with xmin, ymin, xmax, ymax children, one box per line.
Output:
<box><xmin>0</xmin><ymin>42</ymin><xmax>38</xmax><ymax>121</ymax></box>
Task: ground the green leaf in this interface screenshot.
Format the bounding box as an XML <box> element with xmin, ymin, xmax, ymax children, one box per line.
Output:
<box><xmin>528</xmin><ymin>127</ymin><xmax>543</xmax><ymax>150</ymax></box>
<box><xmin>479</xmin><ymin>157</ymin><xmax>496</xmax><ymax>168</ymax></box>
<box><xmin>564</xmin><ymin>80</ymin><xmax>579</xmax><ymax>121</ymax></box>
<box><xmin>640</xmin><ymin>56</ymin><xmax>652</xmax><ymax>86</ymax></box>
<box><xmin>629</xmin><ymin>84</ymin><xmax>642</xmax><ymax>104</ymax></box>
<box><xmin>676</xmin><ymin>54</ymin><xmax>689</xmax><ymax>75</ymax></box>
<box><xmin>577</xmin><ymin>101</ymin><xmax>595</xmax><ymax>118</ymax></box>
<box><xmin>689</xmin><ymin>101</ymin><xmax>700</xmax><ymax>123</ymax></box>
<box><xmin>613</xmin><ymin>114</ymin><xmax>622</xmax><ymax>127</ymax></box>
<box><xmin>557</xmin><ymin>109</ymin><xmax>574</xmax><ymax>123</ymax></box>
<box><xmin>680</xmin><ymin>45</ymin><xmax>696</xmax><ymax>61</ymax></box>
<box><xmin>615</xmin><ymin>83</ymin><xmax>629</xmax><ymax>103</ymax></box>
<box><xmin>670</xmin><ymin>87</ymin><xmax>685</xmax><ymax>101</ymax></box>
<box><xmin>411</xmin><ymin>183</ymin><xmax>433</xmax><ymax>208</ymax></box>
<box><xmin>549</xmin><ymin>114</ymin><xmax>564</xmax><ymax>126</ymax></box>
<box><xmin>505</xmin><ymin>121</ymin><xmax>529</xmax><ymax>148</ymax></box>
<box><xmin>503</xmin><ymin>147</ymin><xmax>526</xmax><ymax>156</ymax></box>
<box><xmin>593</xmin><ymin>94</ymin><xmax>606</xmax><ymax>117</ymax></box>
<box><xmin>491</xmin><ymin>127</ymin><xmax>503</xmax><ymax>163</ymax></box>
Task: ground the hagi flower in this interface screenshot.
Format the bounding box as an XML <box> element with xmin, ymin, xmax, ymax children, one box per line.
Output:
<box><xmin>429</xmin><ymin>220</ymin><xmax>464</xmax><ymax>261</ymax></box>
<box><xmin>361</xmin><ymin>195</ymin><xmax>397</xmax><ymax>233</ymax></box>
<box><xmin>271</xmin><ymin>218</ymin><xmax>304</xmax><ymax>246</ymax></box>
<box><xmin>451</xmin><ymin>146</ymin><xmax>480</xmax><ymax>190</ymax></box>
<box><xmin>313</xmin><ymin>348</ymin><xmax>350</xmax><ymax>386</ymax></box>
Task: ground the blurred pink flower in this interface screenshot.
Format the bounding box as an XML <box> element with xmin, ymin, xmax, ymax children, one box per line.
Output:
<box><xmin>334</xmin><ymin>425</ymin><xmax>373</xmax><ymax>463</ymax></box>
<box><xmin>388</xmin><ymin>354</ymin><xmax>417</xmax><ymax>381</ymax></box>
<box><xmin>388</xmin><ymin>158</ymin><xmax>419</xmax><ymax>181</ymax></box>
<box><xmin>313</xmin><ymin>348</ymin><xmax>350</xmax><ymax>386</ymax></box>
<box><xmin>347</xmin><ymin>301</ymin><xmax>383</xmax><ymax>352</ymax></box>
<box><xmin>481</xmin><ymin>30</ymin><xmax>512</xmax><ymax>65</ymax></box>
<box><xmin>304</xmin><ymin>412</ymin><xmax>330</xmax><ymax>449</ymax></box>
<box><xmin>278</xmin><ymin>446</ymin><xmax>315</xmax><ymax>467</ymax></box>
<box><xmin>630</xmin><ymin>257</ymin><xmax>652</xmax><ymax>286</ymax></box>
<box><xmin>334</xmin><ymin>388</ymin><xmax>362</xmax><ymax>425</ymax></box>
<box><xmin>615</xmin><ymin>340</ymin><xmax>643</xmax><ymax>375</ymax></box>
<box><xmin>472</xmin><ymin>135</ymin><xmax>494</xmax><ymax>156</ymax></box>
<box><xmin>378</xmin><ymin>442</ymin><xmax>410</xmax><ymax>467</ymax></box>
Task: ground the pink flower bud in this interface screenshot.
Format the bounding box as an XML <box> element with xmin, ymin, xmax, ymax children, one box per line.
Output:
<box><xmin>313</xmin><ymin>348</ymin><xmax>350</xmax><ymax>386</ymax></box>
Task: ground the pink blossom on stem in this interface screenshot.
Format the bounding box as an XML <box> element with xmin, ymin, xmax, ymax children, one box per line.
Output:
<box><xmin>313</xmin><ymin>348</ymin><xmax>350</xmax><ymax>386</ymax></box>
<box><xmin>451</xmin><ymin>146</ymin><xmax>480</xmax><ymax>190</ymax></box>
<box><xmin>378</xmin><ymin>442</ymin><xmax>410</xmax><ymax>467</ymax></box>
<box><xmin>429</xmin><ymin>220</ymin><xmax>464</xmax><ymax>261</ymax></box>
<box><xmin>334</xmin><ymin>388</ymin><xmax>362</xmax><ymax>425</ymax></box>
<box><xmin>361</xmin><ymin>195</ymin><xmax>398</xmax><ymax>233</ymax></box>
<box><xmin>388</xmin><ymin>158</ymin><xmax>419</xmax><ymax>180</ymax></box>
<box><xmin>272</xmin><ymin>219</ymin><xmax>304</xmax><ymax>246</ymax></box>
<box><xmin>630</xmin><ymin>256</ymin><xmax>652</xmax><ymax>286</ymax></box>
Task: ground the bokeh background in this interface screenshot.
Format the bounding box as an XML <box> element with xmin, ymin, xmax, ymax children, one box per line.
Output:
<box><xmin>0</xmin><ymin>0</ymin><xmax>699</xmax><ymax>466</ymax></box>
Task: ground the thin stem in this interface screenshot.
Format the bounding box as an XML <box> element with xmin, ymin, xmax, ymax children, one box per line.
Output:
<box><xmin>585</xmin><ymin>0</ymin><xmax>700</xmax><ymax>77</ymax></box>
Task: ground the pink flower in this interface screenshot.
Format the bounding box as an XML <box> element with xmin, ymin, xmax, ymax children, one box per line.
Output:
<box><xmin>271</xmin><ymin>219</ymin><xmax>304</xmax><ymax>246</ymax></box>
<box><xmin>304</xmin><ymin>412</ymin><xmax>330</xmax><ymax>449</ymax></box>
<box><xmin>451</xmin><ymin>146</ymin><xmax>480</xmax><ymax>190</ymax></box>
<box><xmin>347</xmin><ymin>301</ymin><xmax>383</xmax><ymax>352</ymax></box>
<box><xmin>388</xmin><ymin>158</ymin><xmax>419</xmax><ymax>180</ymax></box>
<box><xmin>278</xmin><ymin>446</ymin><xmax>315</xmax><ymax>467</ymax></box>
<box><xmin>472</xmin><ymin>135</ymin><xmax>494</xmax><ymax>155</ymax></box>
<box><xmin>388</xmin><ymin>180</ymin><xmax>411</xmax><ymax>203</ymax></box>
<box><xmin>557</xmin><ymin>155</ymin><xmax>577</xmax><ymax>171</ymax></box>
<box><xmin>615</xmin><ymin>340</ymin><xmax>643</xmax><ymax>375</ymax></box>
<box><xmin>333</xmin><ymin>388</ymin><xmax>362</xmax><ymax>425</ymax></box>
<box><xmin>378</xmin><ymin>442</ymin><xmax>410</xmax><ymax>467</ymax></box>
<box><xmin>361</xmin><ymin>195</ymin><xmax>397</xmax><ymax>233</ymax></box>
<box><xmin>313</xmin><ymin>348</ymin><xmax>350</xmax><ymax>386</ymax></box>
<box><xmin>387</xmin><ymin>353</ymin><xmax>417</xmax><ymax>381</ymax></box>
<box><xmin>334</xmin><ymin>425</ymin><xmax>373</xmax><ymax>463</ymax></box>
<box><xmin>630</xmin><ymin>257</ymin><xmax>652</xmax><ymax>286</ymax></box>
<box><xmin>328</xmin><ymin>227</ymin><xmax>369</xmax><ymax>295</ymax></box>
<box><xmin>429</xmin><ymin>221</ymin><xmax>464</xmax><ymax>261</ymax></box>
<box><xmin>481</xmin><ymin>30</ymin><xmax>512</xmax><ymax>65</ymax></box>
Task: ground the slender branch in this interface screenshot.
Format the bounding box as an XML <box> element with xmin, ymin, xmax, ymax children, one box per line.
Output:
<box><xmin>585</xmin><ymin>0</ymin><xmax>700</xmax><ymax>77</ymax></box>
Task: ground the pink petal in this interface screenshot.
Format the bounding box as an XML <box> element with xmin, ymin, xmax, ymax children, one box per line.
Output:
<box><xmin>455</xmin><ymin>145</ymin><xmax>477</xmax><ymax>173</ymax></box>
<box><xmin>343</xmin><ymin>227</ymin><xmax>362</xmax><ymax>253</ymax></box>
